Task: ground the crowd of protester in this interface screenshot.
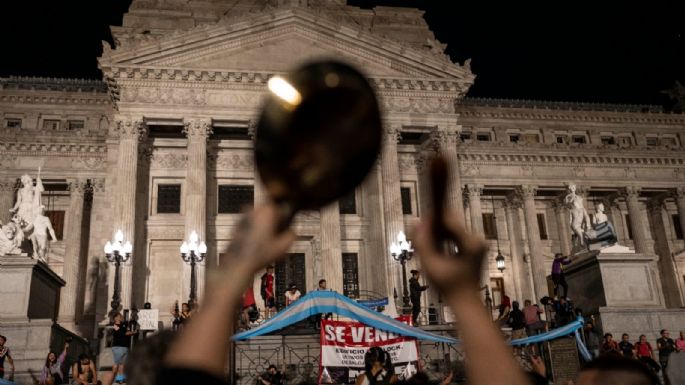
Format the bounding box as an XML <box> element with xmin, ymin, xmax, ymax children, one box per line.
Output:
<box><xmin>4</xmin><ymin>203</ymin><xmax>685</xmax><ymax>385</ymax></box>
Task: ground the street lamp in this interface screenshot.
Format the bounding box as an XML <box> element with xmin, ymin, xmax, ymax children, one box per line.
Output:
<box><xmin>389</xmin><ymin>231</ymin><xmax>413</xmax><ymax>313</ymax></box>
<box><xmin>490</xmin><ymin>195</ymin><xmax>506</xmax><ymax>273</ymax></box>
<box><xmin>180</xmin><ymin>231</ymin><xmax>207</xmax><ymax>308</ymax></box>
<box><xmin>104</xmin><ymin>230</ymin><xmax>132</xmax><ymax>315</ymax></box>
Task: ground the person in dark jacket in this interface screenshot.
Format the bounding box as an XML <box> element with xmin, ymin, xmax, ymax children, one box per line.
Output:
<box><xmin>508</xmin><ymin>301</ymin><xmax>526</xmax><ymax>340</ymax></box>
<box><xmin>408</xmin><ymin>270</ymin><xmax>428</xmax><ymax>325</ymax></box>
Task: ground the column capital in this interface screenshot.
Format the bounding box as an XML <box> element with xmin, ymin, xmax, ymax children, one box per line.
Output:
<box><xmin>0</xmin><ymin>178</ymin><xmax>17</xmax><ymax>193</ymax></box>
<box><xmin>247</xmin><ymin>119</ymin><xmax>257</xmax><ymax>141</ymax></box>
<box><xmin>673</xmin><ymin>186</ymin><xmax>685</xmax><ymax>201</ymax></box>
<box><xmin>620</xmin><ymin>186</ymin><xmax>641</xmax><ymax>199</ymax></box>
<box><xmin>183</xmin><ymin>118</ymin><xmax>213</xmax><ymax>140</ymax></box>
<box><xmin>67</xmin><ymin>179</ymin><xmax>89</xmax><ymax>195</ymax></box>
<box><xmin>516</xmin><ymin>185</ymin><xmax>538</xmax><ymax>200</ymax></box>
<box><xmin>114</xmin><ymin>116</ymin><xmax>147</xmax><ymax>141</ymax></box>
<box><xmin>551</xmin><ymin>197</ymin><xmax>566</xmax><ymax>212</ymax></box>
<box><xmin>383</xmin><ymin>124</ymin><xmax>402</xmax><ymax>143</ymax></box>
<box><xmin>464</xmin><ymin>183</ymin><xmax>483</xmax><ymax>198</ymax></box>
<box><xmin>90</xmin><ymin>178</ymin><xmax>106</xmax><ymax>194</ymax></box>
<box><xmin>429</xmin><ymin>126</ymin><xmax>459</xmax><ymax>149</ymax></box>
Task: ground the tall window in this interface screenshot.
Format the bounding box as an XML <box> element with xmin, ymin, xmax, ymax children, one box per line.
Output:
<box><xmin>400</xmin><ymin>187</ymin><xmax>413</xmax><ymax>215</ymax></box>
<box><xmin>339</xmin><ymin>190</ymin><xmax>357</xmax><ymax>214</ymax></box>
<box><xmin>537</xmin><ymin>213</ymin><xmax>548</xmax><ymax>240</ymax></box>
<box><xmin>482</xmin><ymin>213</ymin><xmax>497</xmax><ymax>240</ymax></box>
<box><xmin>45</xmin><ymin>210</ymin><xmax>65</xmax><ymax>240</ymax></box>
<box><xmin>342</xmin><ymin>253</ymin><xmax>360</xmax><ymax>298</ymax></box>
<box><xmin>157</xmin><ymin>184</ymin><xmax>181</xmax><ymax>213</ymax></box>
<box><xmin>673</xmin><ymin>214</ymin><xmax>683</xmax><ymax>240</ymax></box>
<box><xmin>218</xmin><ymin>185</ymin><xmax>254</xmax><ymax>214</ymax></box>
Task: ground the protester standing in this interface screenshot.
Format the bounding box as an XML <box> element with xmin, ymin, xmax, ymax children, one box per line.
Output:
<box><xmin>635</xmin><ymin>334</ymin><xmax>660</xmax><ymax>374</ymax></box>
<box><xmin>0</xmin><ymin>335</ymin><xmax>14</xmax><ymax>381</ymax></box>
<box><xmin>408</xmin><ymin>270</ymin><xmax>428</xmax><ymax>326</ymax></box>
<box><xmin>618</xmin><ymin>333</ymin><xmax>636</xmax><ymax>359</ymax></box>
<box><xmin>551</xmin><ymin>253</ymin><xmax>571</xmax><ymax>298</ymax></box>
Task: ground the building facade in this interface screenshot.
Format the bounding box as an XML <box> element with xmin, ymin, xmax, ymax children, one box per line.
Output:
<box><xmin>1</xmin><ymin>0</ymin><xmax>685</xmax><ymax>345</ymax></box>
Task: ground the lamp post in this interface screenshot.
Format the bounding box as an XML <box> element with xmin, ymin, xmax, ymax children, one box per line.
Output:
<box><xmin>180</xmin><ymin>231</ymin><xmax>207</xmax><ymax>308</ymax></box>
<box><xmin>389</xmin><ymin>231</ymin><xmax>413</xmax><ymax>313</ymax></box>
<box><xmin>104</xmin><ymin>230</ymin><xmax>132</xmax><ymax>315</ymax></box>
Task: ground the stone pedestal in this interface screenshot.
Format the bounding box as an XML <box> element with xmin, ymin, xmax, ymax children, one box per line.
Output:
<box><xmin>563</xmin><ymin>249</ymin><xmax>685</xmax><ymax>343</ymax></box>
<box><xmin>564</xmin><ymin>250</ymin><xmax>664</xmax><ymax>313</ymax></box>
<box><xmin>0</xmin><ymin>255</ymin><xmax>65</xmax><ymax>385</ymax></box>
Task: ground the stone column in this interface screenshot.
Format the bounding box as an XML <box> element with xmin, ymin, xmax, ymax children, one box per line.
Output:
<box><xmin>517</xmin><ymin>185</ymin><xmax>548</xmax><ymax>300</ymax></box>
<box><xmin>249</xmin><ymin>119</ymin><xmax>267</xmax><ymax>205</ymax></box>
<box><xmin>320</xmin><ymin>203</ymin><xmax>343</xmax><ymax>292</ymax></box>
<box><xmin>504</xmin><ymin>197</ymin><xmax>525</xmax><ymax>301</ymax></box>
<box><xmin>83</xmin><ymin>178</ymin><xmax>105</xmax><ymax>335</ymax></box>
<box><xmin>57</xmin><ymin>179</ymin><xmax>88</xmax><ymax>330</ymax></box>
<box><xmin>647</xmin><ymin>197</ymin><xmax>684</xmax><ymax>308</ymax></box>
<box><xmin>0</xmin><ymin>178</ymin><xmax>16</xmax><ymax>224</ymax></box>
<box><xmin>674</xmin><ymin>187</ymin><xmax>685</xmax><ymax>240</ymax></box>
<box><xmin>429</xmin><ymin>127</ymin><xmax>466</xmax><ymax>224</ymax></box>
<box><xmin>622</xmin><ymin>186</ymin><xmax>649</xmax><ymax>254</ymax></box>
<box><xmin>112</xmin><ymin>117</ymin><xmax>146</xmax><ymax>310</ymax></box>
<box><xmin>380</xmin><ymin>125</ymin><xmax>404</xmax><ymax>301</ymax></box>
<box><xmin>465</xmin><ymin>184</ymin><xmax>487</xmax><ymax>286</ymax></box>
<box><xmin>183</xmin><ymin>119</ymin><xmax>211</xmax><ymax>302</ymax></box>
<box><xmin>552</xmin><ymin>199</ymin><xmax>572</xmax><ymax>256</ymax></box>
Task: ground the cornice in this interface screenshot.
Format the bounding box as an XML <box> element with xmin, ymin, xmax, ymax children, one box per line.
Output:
<box><xmin>0</xmin><ymin>141</ymin><xmax>107</xmax><ymax>156</ymax></box>
<box><xmin>457</xmin><ymin>107</ymin><xmax>685</xmax><ymax>125</ymax></box>
<box><xmin>457</xmin><ymin>151</ymin><xmax>685</xmax><ymax>168</ymax></box>
<box><xmin>0</xmin><ymin>76</ymin><xmax>108</xmax><ymax>93</ymax></box>
<box><xmin>0</xmin><ymin>93</ymin><xmax>111</xmax><ymax>106</ymax></box>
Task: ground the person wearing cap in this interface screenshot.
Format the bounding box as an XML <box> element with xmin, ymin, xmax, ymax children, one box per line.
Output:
<box><xmin>258</xmin><ymin>364</ymin><xmax>283</xmax><ymax>385</ymax></box>
<box><xmin>409</xmin><ymin>270</ymin><xmax>428</xmax><ymax>325</ymax></box>
<box><xmin>284</xmin><ymin>283</ymin><xmax>301</xmax><ymax>307</ymax></box>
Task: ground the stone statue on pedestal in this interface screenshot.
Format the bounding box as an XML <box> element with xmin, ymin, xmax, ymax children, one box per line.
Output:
<box><xmin>4</xmin><ymin>168</ymin><xmax>49</xmax><ymax>259</ymax></box>
<box><xmin>25</xmin><ymin>206</ymin><xmax>57</xmax><ymax>262</ymax></box>
<box><xmin>564</xmin><ymin>184</ymin><xmax>591</xmax><ymax>247</ymax></box>
<box><xmin>584</xmin><ymin>202</ymin><xmax>618</xmax><ymax>250</ymax></box>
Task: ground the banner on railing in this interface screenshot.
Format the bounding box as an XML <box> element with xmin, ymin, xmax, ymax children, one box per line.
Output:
<box><xmin>319</xmin><ymin>316</ymin><xmax>419</xmax><ymax>384</ymax></box>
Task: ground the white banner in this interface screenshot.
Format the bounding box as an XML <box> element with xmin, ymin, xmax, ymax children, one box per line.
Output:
<box><xmin>138</xmin><ymin>309</ymin><xmax>159</xmax><ymax>330</ymax></box>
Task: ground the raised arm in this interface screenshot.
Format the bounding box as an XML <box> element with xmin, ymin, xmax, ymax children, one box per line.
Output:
<box><xmin>164</xmin><ymin>205</ymin><xmax>295</xmax><ymax>378</ymax></box>
<box><xmin>413</xmin><ymin>213</ymin><xmax>530</xmax><ymax>385</ymax></box>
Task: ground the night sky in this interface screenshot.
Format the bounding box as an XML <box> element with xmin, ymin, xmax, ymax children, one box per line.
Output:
<box><xmin>1</xmin><ymin>0</ymin><xmax>683</xmax><ymax>107</ymax></box>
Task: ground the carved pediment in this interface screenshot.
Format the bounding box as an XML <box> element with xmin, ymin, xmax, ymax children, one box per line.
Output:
<box><xmin>101</xmin><ymin>8</ymin><xmax>473</xmax><ymax>81</ymax></box>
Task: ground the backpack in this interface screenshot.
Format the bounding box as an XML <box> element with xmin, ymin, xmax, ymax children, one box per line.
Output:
<box><xmin>260</xmin><ymin>273</ymin><xmax>268</xmax><ymax>300</ymax></box>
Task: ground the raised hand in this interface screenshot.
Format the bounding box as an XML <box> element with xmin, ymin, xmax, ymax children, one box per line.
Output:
<box><xmin>412</xmin><ymin>212</ymin><xmax>488</xmax><ymax>297</ymax></box>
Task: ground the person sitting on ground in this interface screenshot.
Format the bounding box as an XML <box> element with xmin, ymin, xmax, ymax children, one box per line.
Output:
<box><xmin>154</xmin><ymin>204</ymin><xmax>531</xmax><ymax>385</ymax></box>
<box><xmin>634</xmin><ymin>334</ymin><xmax>660</xmax><ymax>374</ymax></box>
<box><xmin>258</xmin><ymin>364</ymin><xmax>283</xmax><ymax>385</ymax></box>
<box><xmin>618</xmin><ymin>333</ymin><xmax>636</xmax><ymax>359</ymax></box>
<box><xmin>600</xmin><ymin>333</ymin><xmax>620</xmax><ymax>356</ymax></box>
<box><xmin>284</xmin><ymin>284</ymin><xmax>301</xmax><ymax>307</ymax></box>
<box><xmin>41</xmin><ymin>341</ymin><xmax>68</xmax><ymax>385</ymax></box>
<box><xmin>508</xmin><ymin>301</ymin><xmax>527</xmax><ymax>341</ymax></box>
<box><xmin>72</xmin><ymin>354</ymin><xmax>97</xmax><ymax>385</ymax></box>
<box><xmin>355</xmin><ymin>347</ymin><xmax>396</xmax><ymax>385</ymax></box>
<box><xmin>577</xmin><ymin>353</ymin><xmax>660</xmax><ymax>385</ymax></box>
